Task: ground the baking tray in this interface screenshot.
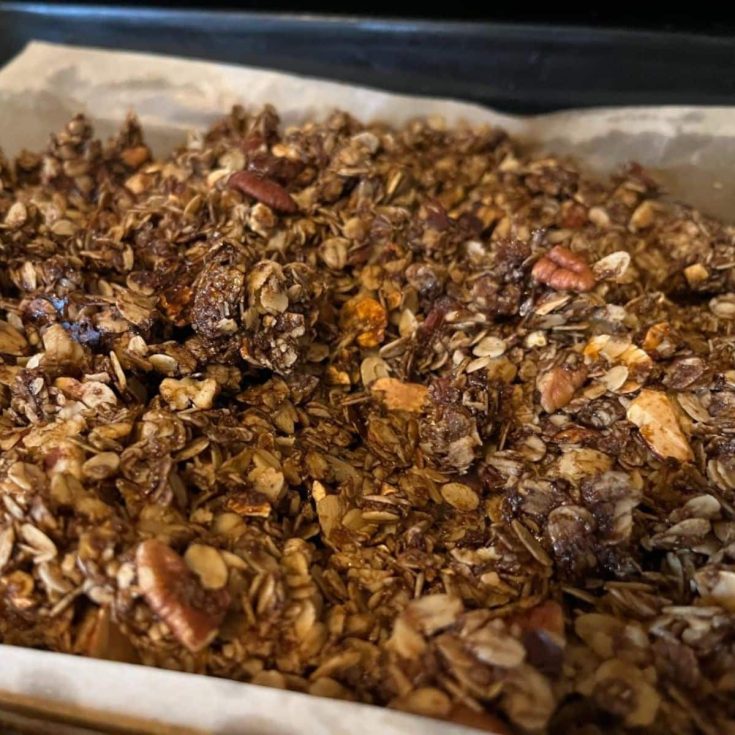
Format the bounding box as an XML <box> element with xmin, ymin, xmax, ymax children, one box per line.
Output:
<box><xmin>1</xmin><ymin>3</ymin><xmax>735</xmax><ymax>113</ymax></box>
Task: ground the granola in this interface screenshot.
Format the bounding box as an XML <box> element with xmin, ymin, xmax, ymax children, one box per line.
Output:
<box><xmin>0</xmin><ymin>106</ymin><xmax>734</xmax><ymax>734</ymax></box>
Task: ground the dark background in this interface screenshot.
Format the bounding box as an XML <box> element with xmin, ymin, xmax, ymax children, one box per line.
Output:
<box><xmin>6</xmin><ymin>3</ymin><xmax>735</xmax><ymax>34</ymax></box>
<box><xmin>2</xmin><ymin>2</ymin><xmax>735</xmax><ymax>113</ymax></box>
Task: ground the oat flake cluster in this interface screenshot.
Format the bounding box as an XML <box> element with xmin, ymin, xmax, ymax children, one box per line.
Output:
<box><xmin>0</xmin><ymin>106</ymin><xmax>734</xmax><ymax>734</ymax></box>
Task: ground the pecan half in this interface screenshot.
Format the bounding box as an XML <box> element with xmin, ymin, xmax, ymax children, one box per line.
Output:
<box><xmin>228</xmin><ymin>170</ymin><xmax>297</xmax><ymax>213</ymax></box>
<box><xmin>136</xmin><ymin>539</ymin><xmax>229</xmax><ymax>652</ymax></box>
<box><xmin>532</xmin><ymin>245</ymin><xmax>596</xmax><ymax>292</ymax></box>
<box><xmin>537</xmin><ymin>364</ymin><xmax>588</xmax><ymax>413</ymax></box>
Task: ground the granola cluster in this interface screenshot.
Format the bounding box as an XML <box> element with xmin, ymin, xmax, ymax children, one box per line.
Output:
<box><xmin>0</xmin><ymin>106</ymin><xmax>734</xmax><ymax>734</ymax></box>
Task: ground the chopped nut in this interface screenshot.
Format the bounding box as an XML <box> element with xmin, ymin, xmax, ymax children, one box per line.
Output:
<box><xmin>532</xmin><ymin>245</ymin><xmax>596</xmax><ymax>292</ymax></box>
<box><xmin>184</xmin><ymin>544</ymin><xmax>229</xmax><ymax>590</ymax></box>
<box><xmin>710</xmin><ymin>293</ymin><xmax>735</xmax><ymax>320</ymax></box>
<box><xmin>683</xmin><ymin>262</ymin><xmax>709</xmax><ymax>287</ymax></box>
<box><xmin>593</xmin><ymin>250</ymin><xmax>631</xmax><ymax>281</ymax></box>
<box><xmin>4</xmin><ymin>201</ymin><xmax>28</xmax><ymax>228</ymax></box>
<box><xmin>371</xmin><ymin>377</ymin><xmax>428</xmax><ymax>412</ymax></box>
<box><xmin>136</xmin><ymin>539</ymin><xmax>229</xmax><ymax>652</ymax></box>
<box><xmin>159</xmin><ymin>377</ymin><xmax>219</xmax><ymax>410</ymax></box>
<box><xmin>629</xmin><ymin>200</ymin><xmax>659</xmax><ymax>230</ymax></box>
<box><xmin>590</xmin><ymin>659</ymin><xmax>660</xmax><ymax>727</ymax></box>
<box><xmin>626</xmin><ymin>389</ymin><xmax>694</xmax><ymax>462</ymax></box>
<box><xmin>537</xmin><ymin>364</ymin><xmax>588</xmax><ymax>413</ymax></box>
<box><xmin>228</xmin><ymin>170</ymin><xmax>297</xmax><ymax>213</ymax></box>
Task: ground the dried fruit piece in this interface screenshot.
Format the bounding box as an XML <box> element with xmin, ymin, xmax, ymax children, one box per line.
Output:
<box><xmin>340</xmin><ymin>295</ymin><xmax>388</xmax><ymax>348</ymax></box>
<box><xmin>626</xmin><ymin>389</ymin><xmax>693</xmax><ymax>462</ymax></box>
<box><xmin>228</xmin><ymin>170</ymin><xmax>297</xmax><ymax>213</ymax></box>
<box><xmin>532</xmin><ymin>245</ymin><xmax>596</xmax><ymax>292</ymax></box>
<box><xmin>136</xmin><ymin>539</ymin><xmax>229</xmax><ymax>652</ymax></box>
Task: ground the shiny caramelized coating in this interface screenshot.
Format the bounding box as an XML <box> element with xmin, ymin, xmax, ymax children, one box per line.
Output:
<box><xmin>0</xmin><ymin>107</ymin><xmax>734</xmax><ymax>734</ymax></box>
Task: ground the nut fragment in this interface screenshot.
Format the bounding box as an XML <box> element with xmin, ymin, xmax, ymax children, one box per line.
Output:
<box><xmin>626</xmin><ymin>389</ymin><xmax>693</xmax><ymax>462</ymax></box>
<box><xmin>228</xmin><ymin>170</ymin><xmax>297</xmax><ymax>213</ymax></box>
<box><xmin>184</xmin><ymin>544</ymin><xmax>229</xmax><ymax>590</ymax></box>
<box><xmin>532</xmin><ymin>245</ymin><xmax>596</xmax><ymax>292</ymax></box>
<box><xmin>4</xmin><ymin>201</ymin><xmax>28</xmax><ymax>228</ymax></box>
<box><xmin>371</xmin><ymin>377</ymin><xmax>428</xmax><ymax>412</ymax></box>
<box><xmin>593</xmin><ymin>250</ymin><xmax>631</xmax><ymax>281</ymax></box>
<box><xmin>160</xmin><ymin>377</ymin><xmax>219</xmax><ymax>410</ymax></box>
<box><xmin>537</xmin><ymin>364</ymin><xmax>588</xmax><ymax>413</ymax></box>
<box><xmin>136</xmin><ymin>539</ymin><xmax>229</xmax><ymax>652</ymax></box>
<box><xmin>590</xmin><ymin>659</ymin><xmax>660</xmax><ymax>727</ymax></box>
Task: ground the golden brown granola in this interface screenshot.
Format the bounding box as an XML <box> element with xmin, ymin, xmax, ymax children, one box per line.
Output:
<box><xmin>0</xmin><ymin>106</ymin><xmax>734</xmax><ymax>734</ymax></box>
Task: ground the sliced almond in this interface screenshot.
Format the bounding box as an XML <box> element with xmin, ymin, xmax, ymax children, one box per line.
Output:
<box><xmin>626</xmin><ymin>389</ymin><xmax>693</xmax><ymax>462</ymax></box>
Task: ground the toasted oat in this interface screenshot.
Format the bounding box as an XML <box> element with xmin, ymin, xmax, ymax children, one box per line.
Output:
<box><xmin>0</xmin><ymin>107</ymin><xmax>733</xmax><ymax>735</ymax></box>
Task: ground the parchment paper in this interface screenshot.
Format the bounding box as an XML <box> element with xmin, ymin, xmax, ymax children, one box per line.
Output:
<box><xmin>1</xmin><ymin>42</ymin><xmax>735</xmax><ymax>219</ymax></box>
<box><xmin>0</xmin><ymin>40</ymin><xmax>734</xmax><ymax>735</ymax></box>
